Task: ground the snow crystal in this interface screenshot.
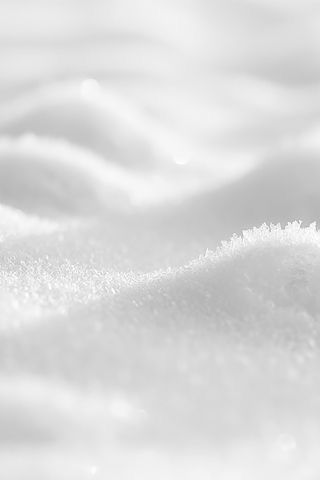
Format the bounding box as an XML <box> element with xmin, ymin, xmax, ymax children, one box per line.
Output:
<box><xmin>215</xmin><ymin>221</ymin><xmax>320</xmax><ymax>259</ymax></box>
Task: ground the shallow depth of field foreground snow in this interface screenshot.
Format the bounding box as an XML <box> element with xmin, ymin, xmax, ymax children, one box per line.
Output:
<box><xmin>2</xmin><ymin>1</ymin><xmax>320</xmax><ymax>479</ymax></box>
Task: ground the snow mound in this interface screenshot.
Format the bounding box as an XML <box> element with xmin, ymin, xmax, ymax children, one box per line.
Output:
<box><xmin>0</xmin><ymin>136</ymin><xmax>145</xmax><ymax>217</ymax></box>
<box><xmin>115</xmin><ymin>223</ymin><xmax>320</xmax><ymax>331</ymax></box>
<box><xmin>0</xmin><ymin>80</ymin><xmax>176</xmax><ymax>170</ymax></box>
<box><xmin>1</xmin><ymin>224</ymin><xmax>317</xmax><ymax>456</ymax></box>
<box><xmin>1</xmin><ymin>224</ymin><xmax>320</xmax><ymax>479</ymax></box>
<box><xmin>0</xmin><ymin>203</ymin><xmax>59</xmax><ymax>241</ymax></box>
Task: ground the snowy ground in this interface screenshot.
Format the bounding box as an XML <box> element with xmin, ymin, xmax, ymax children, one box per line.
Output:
<box><xmin>1</xmin><ymin>1</ymin><xmax>320</xmax><ymax>478</ymax></box>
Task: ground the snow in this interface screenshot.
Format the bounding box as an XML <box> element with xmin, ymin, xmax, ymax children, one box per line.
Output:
<box><xmin>0</xmin><ymin>203</ymin><xmax>59</xmax><ymax>240</ymax></box>
<box><xmin>1</xmin><ymin>0</ymin><xmax>320</xmax><ymax>479</ymax></box>
<box><xmin>0</xmin><ymin>135</ymin><xmax>150</xmax><ymax>216</ymax></box>
<box><xmin>0</xmin><ymin>81</ymin><xmax>181</xmax><ymax>172</ymax></box>
<box><xmin>1</xmin><ymin>218</ymin><xmax>320</xmax><ymax>478</ymax></box>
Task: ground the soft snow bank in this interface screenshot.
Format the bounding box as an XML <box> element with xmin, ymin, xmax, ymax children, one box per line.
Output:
<box><xmin>0</xmin><ymin>80</ymin><xmax>182</xmax><ymax>171</ymax></box>
<box><xmin>0</xmin><ymin>135</ymin><xmax>153</xmax><ymax>216</ymax></box>
<box><xmin>0</xmin><ymin>203</ymin><xmax>59</xmax><ymax>240</ymax></box>
<box><xmin>110</xmin><ymin>223</ymin><xmax>320</xmax><ymax>336</ymax></box>
<box><xmin>1</xmin><ymin>225</ymin><xmax>320</xmax><ymax>457</ymax></box>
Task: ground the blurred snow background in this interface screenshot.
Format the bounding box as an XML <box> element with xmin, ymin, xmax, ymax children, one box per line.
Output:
<box><xmin>1</xmin><ymin>0</ymin><xmax>320</xmax><ymax>172</ymax></box>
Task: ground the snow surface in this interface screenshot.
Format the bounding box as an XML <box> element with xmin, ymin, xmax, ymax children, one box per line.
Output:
<box><xmin>1</xmin><ymin>1</ymin><xmax>320</xmax><ymax>479</ymax></box>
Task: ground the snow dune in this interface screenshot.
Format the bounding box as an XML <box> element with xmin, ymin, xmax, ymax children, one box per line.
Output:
<box><xmin>0</xmin><ymin>81</ymin><xmax>183</xmax><ymax>171</ymax></box>
<box><xmin>1</xmin><ymin>224</ymin><xmax>320</xmax><ymax>479</ymax></box>
<box><xmin>0</xmin><ymin>203</ymin><xmax>59</xmax><ymax>241</ymax></box>
<box><xmin>115</xmin><ymin>222</ymin><xmax>320</xmax><ymax>321</ymax></box>
<box><xmin>0</xmin><ymin>135</ymin><xmax>149</xmax><ymax>216</ymax></box>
